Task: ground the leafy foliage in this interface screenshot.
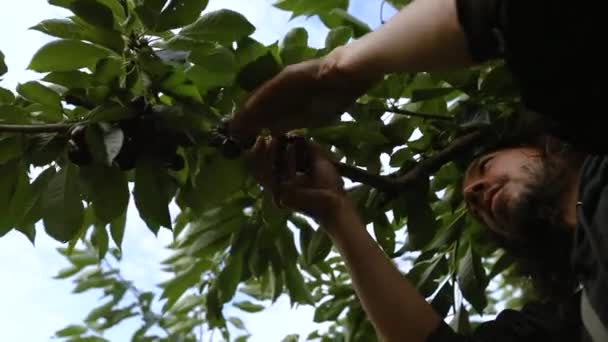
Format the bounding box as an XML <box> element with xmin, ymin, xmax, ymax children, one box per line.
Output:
<box><xmin>0</xmin><ymin>0</ymin><xmax>528</xmax><ymax>341</ymax></box>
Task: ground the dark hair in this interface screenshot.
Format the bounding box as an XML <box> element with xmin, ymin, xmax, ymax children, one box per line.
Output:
<box><xmin>474</xmin><ymin>130</ymin><xmax>586</xmax><ymax>301</ymax></box>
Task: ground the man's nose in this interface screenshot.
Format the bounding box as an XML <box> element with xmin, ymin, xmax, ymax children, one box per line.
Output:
<box><xmin>463</xmin><ymin>179</ymin><xmax>487</xmax><ymax>207</ymax></box>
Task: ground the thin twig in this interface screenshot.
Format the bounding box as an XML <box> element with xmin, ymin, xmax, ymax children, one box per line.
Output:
<box><xmin>385</xmin><ymin>107</ymin><xmax>453</xmax><ymax>121</ymax></box>
<box><xmin>335</xmin><ymin>130</ymin><xmax>486</xmax><ymax>194</ymax></box>
<box><xmin>0</xmin><ymin>122</ymin><xmax>82</xmax><ymax>133</ymax></box>
<box><xmin>333</xmin><ymin>162</ymin><xmax>395</xmax><ymax>190</ymax></box>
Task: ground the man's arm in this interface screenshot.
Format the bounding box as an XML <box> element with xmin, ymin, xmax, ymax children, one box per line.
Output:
<box><xmin>325</xmin><ymin>0</ymin><xmax>474</xmax><ymax>80</ymax></box>
<box><xmin>321</xmin><ymin>199</ymin><xmax>441</xmax><ymax>342</ymax></box>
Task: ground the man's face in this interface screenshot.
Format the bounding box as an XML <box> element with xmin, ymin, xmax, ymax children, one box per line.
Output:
<box><xmin>462</xmin><ymin>147</ymin><xmax>545</xmax><ymax>236</ymax></box>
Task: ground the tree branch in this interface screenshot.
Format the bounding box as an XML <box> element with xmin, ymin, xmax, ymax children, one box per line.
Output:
<box><xmin>385</xmin><ymin>107</ymin><xmax>452</xmax><ymax>121</ymax></box>
<box><xmin>333</xmin><ymin>162</ymin><xmax>396</xmax><ymax>190</ymax></box>
<box><xmin>0</xmin><ymin>122</ymin><xmax>78</xmax><ymax>133</ymax></box>
<box><xmin>392</xmin><ymin>130</ymin><xmax>485</xmax><ymax>191</ymax></box>
<box><xmin>335</xmin><ymin>130</ymin><xmax>486</xmax><ymax>193</ymax></box>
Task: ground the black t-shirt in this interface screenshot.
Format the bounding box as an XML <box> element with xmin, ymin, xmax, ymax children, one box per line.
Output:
<box><xmin>455</xmin><ymin>0</ymin><xmax>607</xmax><ymax>154</ymax></box>
<box><xmin>426</xmin><ymin>0</ymin><xmax>608</xmax><ymax>341</ymax></box>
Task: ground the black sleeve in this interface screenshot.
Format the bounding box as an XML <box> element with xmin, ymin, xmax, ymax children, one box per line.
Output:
<box><xmin>455</xmin><ymin>0</ymin><xmax>608</xmax><ymax>154</ymax></box>
<box><xmin>426</xmin><ymin>298</ymin><xmax>581</xmax><ymax>342</ymax></box>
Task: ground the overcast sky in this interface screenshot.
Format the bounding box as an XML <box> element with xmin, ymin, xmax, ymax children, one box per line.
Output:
<box><xmin>0</xmin><ymin>1</ymin><xmax>396</xmax><ymax>341</ymax></box>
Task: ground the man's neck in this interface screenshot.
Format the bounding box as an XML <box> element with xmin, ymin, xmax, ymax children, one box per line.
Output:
<box><xmin>563</xmin><ymin>165</ymin><xmax>584</xmax><ymax>230</ymax></box>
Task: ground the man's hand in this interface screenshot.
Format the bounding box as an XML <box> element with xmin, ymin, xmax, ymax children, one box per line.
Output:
<box><xmin>247</xmin><ymin>136</ymin><xmax>348</xmax><ymax>225</ymax></box>
<box><xmin>229</xmin><ymin>48</ymin><xmax>376</xmax><ymax>143</ymax></box>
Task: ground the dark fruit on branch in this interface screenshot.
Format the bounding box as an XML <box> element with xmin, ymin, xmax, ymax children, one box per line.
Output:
<box><xmin>67</xmin><ymin>140</ymin><xmax>92</xmax><ymax>166</ymax></box>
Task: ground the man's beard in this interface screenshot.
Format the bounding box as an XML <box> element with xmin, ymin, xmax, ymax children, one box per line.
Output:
<box><xmin>491</xmin><ymin>153</ymin><xmax>577</xmax><ymax>298</ymax></box>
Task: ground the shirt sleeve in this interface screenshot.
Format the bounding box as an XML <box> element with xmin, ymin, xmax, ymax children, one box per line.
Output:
<box><xmin>454</xmin><ymin>0</ymin><xmax>607</xmax><ymax>154</ymax></box>
<box><xmin>426</xmin><ymin>298</ymin><xmax>582</xmax><ymax>342</ymax></box>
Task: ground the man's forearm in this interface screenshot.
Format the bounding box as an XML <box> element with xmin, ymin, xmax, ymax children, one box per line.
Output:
<box><xmin>323</xmin><ymin>200</ymin><xmax>441</xmax><ymax>342</ymax></box>
<box><xmin>329</xmin><ymin>0</ymin><xmax>473</xmax><ymax>80</ymax></box>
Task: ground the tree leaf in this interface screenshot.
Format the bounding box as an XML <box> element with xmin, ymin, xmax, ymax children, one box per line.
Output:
<box><xmin>16</xmin><ymin>81</ymin><xmax>62</xmax><ymax>121</ymax></box>
<box><xmin>186</xmin><ymin>46</ymin><xmax>237</xmax><ymax>91</ymax></box>
<box><xmin>234</xmin><ymin>301</ymin><xmax>265</xmax><ymax>313</ymax></box>
<box><xmin>450</xmin><ymin>304</ymin><xmax>471</xmax><ymax>334</ymax></box>
<box><xmin>405</xmin><ymin>189</ymin><xmax>438</xmax><ymax>250</ymax></box>
<box><xmin>274</xmin><ymin>0</ymin><xmax>348</xmax><ymax>19</ymax></box>
<box><xmin>55</xmin><ymin>325</ymin><xmax>87</xmax><ymax>337</ymax></box>
<box><xmin>457</xmin><ymin>245</ymin><xmax>487</xmax><ymax>314</ymax></box>
<box><xmin>42</xmin><ymin>164</ymin><xmax>84</xmax><ymax>242</ymax></box>
<box><xmin>228</xmin><ymin>317</ymin><xmax>246</xmax><ymax>330</ymax></box>
<box><xmin>28</xmin><ymin>39</ymin><xmax>111</xmax><ymax>72</ymax></box>
<box><xmin>160</xmin><ymin>261</ymin><xmax>208</xmax><ymax>311</ymax></box>
<box><xmin>314</xmin><ymin>298</ymin><xmax>348</xmax><ymax>322</ymax></box>
<box><xmin>373</xmin><ymin>214</ymin><xmax>395</xmax><ymax>254</ymax></box>
<box><xmin>43</xmin><ymin>71</ymin><xmax>93</xmax><ymax>88</ymax></box>
<box><xmin>178</xmin><ymin>152</ymin><xmax>247</xmax><ymax>214</ymax></box>
<box><xmin>80</xmin><ymin>165</ymin><xmax>128</xmax><ymax>223</ymax></box>
<box><xmin>321</xmin><ymin>9</ymin><xmax>371</xmax><ymax>38</ymax></box>
<box><xmin>0</xmin><ymin>87</ymin><xmax>14</xmax><ymax>105</ymax></box>
<box><xmin>430</xmin><ymin>282</ymin><xmax>453</xmax><ymax>318</ymax></box>
<box><xmin>134</xmin><ymin>157</ymin><xmax>175</xmax><ymax>233</ymax></box>
<box><xmin>0</xmin><ymin>50</ymin><xmax>6</xmax><ymax>77</ymax></box>
<box><xmin>284</xmin><ymin>262</ymin><xmax>313</xmax><ymax>305</ymax></box>
<box><xmin>237</xmin><ymin>51</ymin><xmax>282</xmax><ymax>91</ymax></box>
<box><xmin>54</xmin><ymin>265</ymin><xmax>82</xmax><ymax>279</ymax></box>
<box><xmin>217</xmin><ymin>252</ymin><xmax>244</xmax><ymax>303</ymax></box>
<box><xmin>307</xmin><ymin>228</ymin><xmax>332</xmax><ymax>265</ymax></box>
<box><xmin>110</xmin><ymin>210</ymin><xmax>126</xmax><ymax>251</ymax></box>
<box><xmin>325</xmin><ymin>26</ymin><xmax>353</xmax><ymax>50</ymax></box>
<box><xmin>157</xmin><ymin>0</ymin><xmax>209</xmax><ymax>31</ymax></box>
<box><xmin>69</xmin><ymin>0</ymin><xmax>116</xmax><ymax>29</ymax></box>
<box><xmin>92</xmin><ymin>223</ymin><xmax>109</xmax><ymax>259</ymax></box>
<box><xmin>0</xmin><ymin>105</ymin><xmax>31</xmax><ymax>124</ymax></box>
<box><xmin>179</xmin><ymin>9</ymin><xmax>255</xmax><ymax>44</ymax></box>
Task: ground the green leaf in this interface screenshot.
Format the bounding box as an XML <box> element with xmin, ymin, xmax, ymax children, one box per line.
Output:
<box><xmin>0</xmin><ymin>161</ymin><xmax>32</xmax><ymax>236</ymax></box>
<box><xmin>373</xmin><ymin>214</ymin><xmax>395</xmax><ymax>254</ymax></box>
<box><xmin>234</xmin><ymin>300</ymin><xmax>265</xmax><ymax>313</ymax></box>
<box><xmin>17</xmin><ymin>81</ymin><xmax>62</xmax><ymax>121</ymax></box>
<box><xmin>110</xmin><ymin>210</ymin><xmax>126</xmax><ymax>250</ymax></box>
<box><xmin>488</xmin><ymin>252</ymin><xmax>515</xmax><ymax>281</ymax></box>
<box><xmin>321</xmin><ymin>9</ymin><xmax>371</xmax><ymax>38</ymax></box>
<box><xmin>217</xmin><ymin>252</ymin><xmax>244</xmax><ymax>303</ymax></box>
<box><xmin>274</xmin><ymin>0</ymin><xmax>348</xmax><ymax>19</ymax></box>
<box><xmin>18</xmin><ymin>167</ymin><xmax>56</xmax><ymax>231</ymax></box>
<box><xmin>430</xmin><ymin>282</ymin><xmax>453</xmax><ymax>318</ymax></box>
<box><xmin>157</xmin><ymin>0</ymin><xmax>209</xmax><ymax>31</ymax></box>
<box><xmin>84</xmin><ymin>300</ymin><xmax>115</xmax><ymax>323</ymax></box>
<box><xmin>237</xmin><ymin>51</ymin><xmax>282</xmax><ymax>91</ymax></box>
<box><xmin>325</xmin><ymin>26</ymin><xmax>353</xmax><ymax>50</ymax></box>
<box><xmin>28</xmin><ymin>39</ymin><xmax>111</xmax><ymax>72</ymax></box>
<box><xmin>450</xmin><ymin>304</ymin><xmax>471</xmax><ymax>334</ymax></box>
<box><xmin>314</xmin><ymin>298</ymin><xmax>348</xmax><ymax>322</ymax></box>
<box><xmin>281</xmin><ymin>334</ymin><xmax>300</xmax><ymax>342</ymax></box>
<box><xmin>42</xmin><ymin>164</ymin><xmax>84</xmax><ymax>242</ymax></box>
<box><xmin>411</xmin><ymin>87</ymin><xmax>456</xmax><ymax>102</ymax></box>
<box><xmin>160</xmin><ymin>261</ymin><xmax>208</xmax><ymax>311</ymax></box>
<box><xmin>0</xmin><ymin>87</ymin><xmax>14</xmax><ymax>105</ymax></box>
<box><xmin>92</xmin><ymin>223</ymin><xmax>109</xmax><ymax>259</ymax></box>
<box><xmin>407</xmin><ymin>255</ymin><xmax>448</xmax><ymax>297</ymax></box>
<box><xmin>186</xmin><ymin>46</ymin><xmax>237</xmax><ymax>91</ymax></box>
<box><xmin>284</xmin><ymin>262</ymin><xmax>313</xmax><ymax>305</ymax></box>
<box><xmin>134</xmin><ymin>0</ymin><xmax>167</xmax><ymax>30</ymax></box>
<box><xmin>0</xmin><ymin>134</ymin><xmax>24</xmax><ymax>165</ymax></box>
<box><xmin>55</xmin><ymin>325</ymin><xmax>87</xmax><ymax>337</ymax></box>
<box><xmin>228</xmin><ymin>317</ymin><xmax>246</xmax><ymax>330</ymax></box>
<box><xmin>43</xmin><ymin>71</ymin><xmax>93</xmax><ymax>88</ymax></box>
<box><xmin>86</xmin><ymin>103</ymin><xmax>134</xmax><ymax>123</ymax></box>
<box><xmin>54</xmin><ymin>265</ymin><xmax>82</xmax><ymax>279</ymax></box>
<box><xmin>457</xmin><ymin>245</ymin><xmax>487</xmax><ymax>313</ymax></box>
<box><xmin>306</xmin><ymin>228</ymin><xmax>332</xmax><ymax>265</ymax></box>
<box><xmin>178</xmin><ymin>152</ymin><xmax>247</xmax><ymax>213</ymax></box>
<box><xmin>0</xmin><ymin>105</ymin><xmax>31</xmax><ymax>124</ymax></box>
<box><xmin>93</xmin><ymin>57</ymin><xmax>122</xmax><ymax>85</ymax></box>
<box><xmin>69</xmin><ymin>0</ymin><xmax>116</xmax><ymax>29</ymax></box>
<box><xmin>0</xmin><ymin>50</ymin><xmax>6</xmax><ymax>77</ymax></box>
<box><xmin>30</xmin><ymin>18</ymin><xmax>123</xmax><ymax>52</ymax></box>
<box><xmin>179</xmin><ymin>9</ymin><xmax>255</xmax><ymax>44</ymax></box>
<box><xmin>134</xmin><ymin>157</ymin><xmax>175</xmax><ymax>233</ymax></box>
<box><xmin>406</xmin><ymin>191</ymin><xmax>438</xmax><ymax>250</ymax></box>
